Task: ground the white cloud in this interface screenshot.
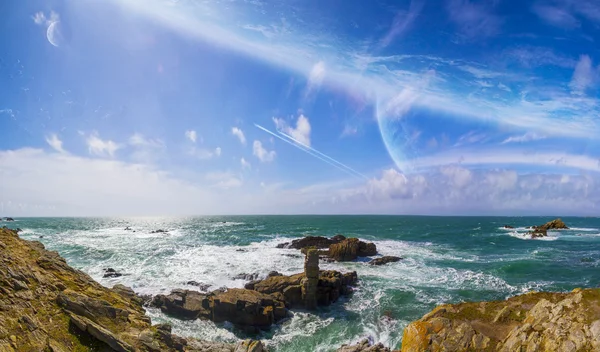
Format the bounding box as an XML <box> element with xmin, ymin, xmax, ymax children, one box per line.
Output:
<box><xmin>185</xmin><ymin>130</ymin><xmax>197</xmax><ymax>143</ymax></box>
<box><xmin>241</xmin><ymin>157</ymin><xmax>251</xmax><ymax>170</ymax></box>
<box><xmin>128</xmin><ymin>133</ymin><xmax>166</xmax><ymax>162</ymax></box>
<box><xmin>305</xmin><ymin>61</ymin><xmax>326</xmax><ymax>98</ymax></box>
<box><xmin>253</xmin><ymin>140</ymin><xmax>276</xmax><ymax>162</ymax></box>
<box><xmin>86</xmin><ymin>133</ymin><xmax>120</xmax><ymax>157</ymax></box>
<box><xmin>1</xmin><ymin>147</ymin><xmax>599</xmax><ymax>216</ymax></box>
<box><xmin>231</xmin><ymin>127</ymin><xmax>246</xmax><ymax>145</ymax></box>
<box><xmin>205</xmin><ymin>171</ymin><xmax>242</xmax><ymax>189</ymax></box>
<box><xmin>570</xmin><ymin>55</ymin><xmax>597</xmax><ymax>95</ymax></box>
<box><xmin>501</xmin><ymin>132</ymin><xmax>546</xmax><ymax>144</ymax></box>
<box><xmin>189</xmin><ymin>146</ymin><xmax>221</xmax><ymax>160</ymax></box>
<box><xmin>45</xmin><ymin>134</ymin><xmax>66</xmax><ymax>153</ymax></box>
<box><xmin>32</xmin><ymin>11</ymin><xmax>59</xmax><ymax>26</ymax></box>
<box><xmin>273</xmin><ymin>114</ymin><xmax>311</xmax><ymax>146</ymax></box>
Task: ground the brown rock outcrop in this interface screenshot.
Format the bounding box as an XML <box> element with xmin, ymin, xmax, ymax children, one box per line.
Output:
<box><xmin>150</xmin><ymin>288</ymin><xmax>288</xmax><ymax>329</ymax></box>
<box><xmin>302</xmin><ymin>248</ymin><xmax>319</xmax><ymax>309</ymax></box>
<box><xmin>328</xmin><ymin>238</ymin><xmax>379</xmax><ymax>261</ymax></box>
<box><xmin>276</xmin><ymin>235</ymin><xmax>346</xmax><ymax>249</ymax></box>
<box><xmin>527</xmin><ymin>218</ymin><xmax>569</xmax><ymax>238</ymax></box>
<box><xmin>0</xmin><ymin>227</ymin><xmax>267</xmax><ymax>352</ymax></box>
<box><xmin>401</xmin><ymin>288</ymin><xmax>600</xmax><ymax>352</ymax></box>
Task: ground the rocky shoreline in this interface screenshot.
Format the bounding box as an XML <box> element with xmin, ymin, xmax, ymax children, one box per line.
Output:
<box><xmin>3</xmin><ymin>224</ymin><xmax>600</xmax><ymax>351</ymax></box>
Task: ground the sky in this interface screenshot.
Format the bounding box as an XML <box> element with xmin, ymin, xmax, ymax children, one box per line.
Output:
<box><xmin>1</xmin><ymin>0</ymin><xmax>600</xmax><ymax>216</ymax></box>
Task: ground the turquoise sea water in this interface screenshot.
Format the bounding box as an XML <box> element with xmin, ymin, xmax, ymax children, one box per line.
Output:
<box><xmin>4</xmin><ymin>216</ymin><xmax>600</xmax><ymax>351</ymax></box>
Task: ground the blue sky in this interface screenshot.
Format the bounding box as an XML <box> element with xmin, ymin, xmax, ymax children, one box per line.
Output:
<box><xmin>1</xmin><ymin>0</ymin><xmax>600</xmax><ymax>216</ymax></box>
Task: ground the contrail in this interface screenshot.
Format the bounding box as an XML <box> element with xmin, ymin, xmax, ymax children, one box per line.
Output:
<box><xmin>254</xmin><ymin>123</ymin><xmax>368</xmax><ymax>180</ymax></box>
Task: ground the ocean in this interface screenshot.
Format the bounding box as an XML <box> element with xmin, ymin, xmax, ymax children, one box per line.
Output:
<box><xmin>5</xmin><ymin>216</ymin><xmax>600</xmax><ymax>351</ymax></box>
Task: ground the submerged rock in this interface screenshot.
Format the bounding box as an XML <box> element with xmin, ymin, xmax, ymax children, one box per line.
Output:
<box><xmin>150</xmin><ymin>229</ymin><xmax>168</xmax><ymax>234</ymax></box>
<box><xmin>234</xmin><ymin>272</ymin><xmax>260</xmax><ymax>281</ymax></box>
<box><xmin>400</xmin><ymin>288</ymin><xmax>600</xmax><ymax>352</ymax></box>
<box><xmin>337</xmin><ymin>339</ymin><xmax>392</xmax><ymax>352</ymax></box>
<box><xmin>368</xmin><ymin>256</ymin><xmax>402</xmax><ymax>266</ymax></box>
<box><xmin>103</xmin><ymin>267</ymin><xmax>123</xmax><ymax>278</ymax></box>
<box><xmin>186</xmin><ymin>280</ymin><xmax>212</xmax><ymax>291</ymax></box>
<box><xmin>503</xmin><ymin>225</ymin><xmax>514</xmax><ymax>229</ymax></box>
<box><xmin>0</xmin><ymin>227</ymin><xmax>267</xmax><ymax>351</ymax></box>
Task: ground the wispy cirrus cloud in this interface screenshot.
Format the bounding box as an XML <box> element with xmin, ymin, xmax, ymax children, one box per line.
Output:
<box><xmin>569</xmin><ymin>55</ymin><xmax>599</xmax><ymax>95</ymax></box>
<box><xmin>378</xmin><ymin>0</ymin><xmax>424</xmax><ymax>49</ymax></box>
<box><xmin>532</xmin><ymin>4</ymin><xmax>580</xmax><ymax>28</ymax></box>
<box><xmin>446</xmin><ymin>0</ymin><xmax>502</xmax><ymax>39</ymax></box>
<box><xmin>501</xmin><ymin>132</ymin><xmax>546</xmax><ymax>144</ymax></box>
<box><xmin>107</xmin><ymin>0</ymin><xmax>600</xmax><ymax>141</ymax></box>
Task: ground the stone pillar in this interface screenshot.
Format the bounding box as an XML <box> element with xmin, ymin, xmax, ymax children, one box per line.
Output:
<box><xmin>301</xmin><ymin>248</ymin><xmax>319</xmax><ymax>310</ymax></box>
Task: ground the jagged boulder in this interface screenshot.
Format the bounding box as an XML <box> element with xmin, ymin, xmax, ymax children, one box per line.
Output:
<box><xmin>401</xmin><ymin>288</ymin><xmax>600</xmax><ymax>352</ymax></box>
<box><xmin>369</xmin><ymin>256</ymin><xmax>402</xmax><ymax>266</ymax></box>
<box><xmin>337</xmin><ymin>339</ymin><xmax>392</xmax><ymax>352</ymax></box>
<box><xmin>0</xmin><ymin>227</ymin><xmax>267</xmax><ymax>352</ymax></box>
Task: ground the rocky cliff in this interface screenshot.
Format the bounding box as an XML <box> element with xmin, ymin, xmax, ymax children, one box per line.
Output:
<box><xmin>0</xmin><ymin>227</ymin><xmax>266</xmax><ymax>352</ymax></box>
<box><xmin>401</xmin><ymin>288</ymin><xmax>600</xmax><ymax>351</ymax></box>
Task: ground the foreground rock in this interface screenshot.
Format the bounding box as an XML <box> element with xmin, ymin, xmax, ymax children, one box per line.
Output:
<box><xmin>150</xmin><ymin>288</ymin><xmax>288</xmax><ymax>329</ymax></box>
<box><xmin>401</xmin><ymin>288</ymin><xmax>600</xmax><ymax>351</ymax></box>
<box><xmin>337</xmin><ymin>339</ymin><xmax>392</xmax><ymax>352</ymax></box>
<box><xmin>0</xmin><ymin>227</ymin><xmax>266</xmax><ymax>351</ymax></box>
<box><xmin>527</xmin><ymin>218</ymin><xmax>569</xmax><ymax>238</ymax></box>
<box><xmin>368</xmin><ymin>256</ymin><xmax>402</xmax><ymax>266</ymax></box>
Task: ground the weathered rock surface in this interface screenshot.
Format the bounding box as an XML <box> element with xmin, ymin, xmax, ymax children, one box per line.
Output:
<box><xmin>276</xmin><ymin>235</ymin><xmax>346</xmax><ymax>249</ymax></box>
<box><xmin>153</xmin><ymin>248</ymin><xmax>358</xmax><ymax>329</ymax></box>
<box><xmin>329</xmin><ymin>238</ymin><xmax>378</xmax><ymax>261</ymax></box>
<box><xmin>249</xmin><ymin>248</ymin><xmax>357</xmax><ymax>309</ymax></box>
<box><xmin>0</xmin><ymin>227</ymin><xmax>267</xmax><ymax>352</ymax></box>
<box><xmin>150</xmin><ymin>288</ymin><xmax>288</xmax><ymax>328</ymax></box>
<box><xmin>401</xmin><ymin>288</ymin><xmax>600</xmax><ymax>352</ymax></box>
<box><xmin>368</xmin><ymin>256</ymin><xmax>402</xmax><ymax>266</ymax></box>
<box><xmin>4</xmin><ymin>217</ymin><xmax>14</xmax><ymax>221</ymax></box>
<box><xmin>337</xmin><ymin>339</ymin><xmax>393</xmax><ymax>352</ymax></box>
<box><xmin>527</xmin><ymin>218</ymin><xmax>569</xmax><ymax>238</ymax></box>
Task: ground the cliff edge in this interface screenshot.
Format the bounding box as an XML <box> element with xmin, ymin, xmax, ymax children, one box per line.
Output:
<box><xmin>401</xmin><ymin>288</ymin><xmax>600</xmax><ymax>351</ymax></box>
<box><xmin>0</xmin><ymin>227</ymin><xmax>265</xmax><ymax>352</ymax></box>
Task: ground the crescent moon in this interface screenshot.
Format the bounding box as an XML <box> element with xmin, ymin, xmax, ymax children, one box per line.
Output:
<box><xmin>47</xmin><ymin>21</ymin><xmax>60</xmax><ymax>47</ymax></box>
